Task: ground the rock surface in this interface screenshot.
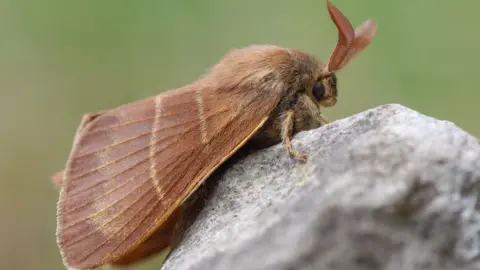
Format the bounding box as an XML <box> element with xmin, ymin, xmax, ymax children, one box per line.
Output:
<box><xmin>161</xmin><ymin>104</ymin><xmax>480</xmax><ymax>270</ymax></box>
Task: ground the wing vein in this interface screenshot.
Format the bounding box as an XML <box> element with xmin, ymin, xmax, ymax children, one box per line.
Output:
<box><xmin>63</xmin><ymin>173</ymin><xmax>154</xmax><ymax>230</ymax></box>
<box><xmin>76</xmin><ymin>190</ymin><xmax>160</xmax><ymax>263</ymax></box>
<box><xmin>68</xmin><ymin>132</ymin><xmax>193</xmax><ymax>199</ymax></box>
<box><xmin>65</xmin><ymin>140</ymin><xmax>198</xmax><ymax>215</ymax></box>
<box><xmin>76</xmin><ymin>117</ymin><xmax>199</xmax><ymax>159</ymax></box>
<box><xmin>63</xmin><ymin>167</ymin><xmax>149</xmax><ymax>214</ymax></box>
<box><xmin>86</xmin><ymin>108</ymin><xmax>203</xmax><ymax>135</ymax></box>
<box><xmin>103</xmin><ymin>144</ymin><xmax>205</xmax><ymax>262</ymax></box>
<box><xmin>69</xmin><ymin>112</ymin><xmax>219</xmax><ymax>182</ymax></box>
<box><xmin>65</xmin><ymin>183</ymin><xmax>156</xmax><ymax>248</ymax></box>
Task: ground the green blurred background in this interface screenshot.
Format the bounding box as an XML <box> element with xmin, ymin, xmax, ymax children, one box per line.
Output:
<box><xmin>1</xmin><ymin>0</ymin><xmax>478</xmax><ymax>269</ymax></box>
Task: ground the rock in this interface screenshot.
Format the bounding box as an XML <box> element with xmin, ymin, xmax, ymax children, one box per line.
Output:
<box><xmin>160</xmin><ymin>104</ymin><xmax>480</xmax><ymax>270</ymax></box>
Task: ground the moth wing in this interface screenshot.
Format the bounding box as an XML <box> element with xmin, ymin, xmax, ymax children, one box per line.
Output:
<box><xmin>51</xmin><ymin>113</ymin><xmax>103</xmax><ymax>189</ymax></box>
<box><xmin>108</xmin><ymin>206</ymin><xmax>183</xmax><ymax>266</ymax></box>
<box><xmin>56</xmin><ymin>85</ymin><xmax>277</xmax><ymax>269</ymax></box>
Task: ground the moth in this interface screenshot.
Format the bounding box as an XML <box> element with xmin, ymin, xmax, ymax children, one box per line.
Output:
<box><xmin>51</xmin><ymin>0</ymin><xmax>376</xmax><ymax>269</ymax></box>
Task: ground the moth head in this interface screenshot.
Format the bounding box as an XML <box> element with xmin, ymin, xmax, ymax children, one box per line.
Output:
<box><xmin>308</xmin><ymin>0</ymin><xmax>377</xmax><ymax>108</ymax></box>
<box><xmin>308</xmin><ymin>72</ymin><xmax>338</xmax><ymax>108</ymax></box>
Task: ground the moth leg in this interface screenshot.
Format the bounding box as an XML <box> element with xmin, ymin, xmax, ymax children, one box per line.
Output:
<box><xmin>317</xmin><ymin>113</ymin><xmax>330</xmax><ymax>125</ymax></box>
<box><xmin>297</xmin><ymin>94</ymin><xmax>330</xmax><ymax>126</ymax></box>
<box><xmin>281</xmin><ymin>110</ymin><xmax>307</xmax><ymax>161</ymax></box>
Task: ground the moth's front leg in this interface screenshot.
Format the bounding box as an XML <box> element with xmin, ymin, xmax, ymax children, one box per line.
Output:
<box><xmin>297</xmin><ymin>94</ymin><xmax>330</xmax><ymax>126</ymax></box>
<box><xmin>281</xmin><ymin>110</ymin><xmax>307</xmax><ymax>161</ymax></box>
<box><xmin>316</xmin><ymin>112</ymin><xmax>330</xmax><ymax>125</ymax></box>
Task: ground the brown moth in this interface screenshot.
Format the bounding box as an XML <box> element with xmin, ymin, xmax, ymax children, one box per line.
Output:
<box><xmin>52</xmin><ymin>0</ymin><xmax>376</xmax><ymax>269</ymax></box>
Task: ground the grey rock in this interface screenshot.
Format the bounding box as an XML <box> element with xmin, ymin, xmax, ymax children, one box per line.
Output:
<box><xmin>161</xmin><ymin>104</ymin><xmax>480</xmax><ymax>270</ymax></box>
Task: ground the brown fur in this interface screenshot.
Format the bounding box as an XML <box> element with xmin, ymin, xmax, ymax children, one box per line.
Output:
<box><xmin>245</xmin><ymin>48</ymin><xmax>338</xmax><ymax>159</ymax></box>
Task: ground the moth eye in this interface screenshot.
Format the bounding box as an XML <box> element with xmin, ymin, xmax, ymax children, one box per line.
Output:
<box><xmin>312</xmin><ymin>81</ymin><xmax>325</xmax><ymax>100</ymax></box>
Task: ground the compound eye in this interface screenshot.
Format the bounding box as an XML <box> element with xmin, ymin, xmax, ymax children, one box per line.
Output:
<box><xmin>312</xmin><ymin>81</ymin><xmax>325</xmax><ymax>100</ymax></box>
